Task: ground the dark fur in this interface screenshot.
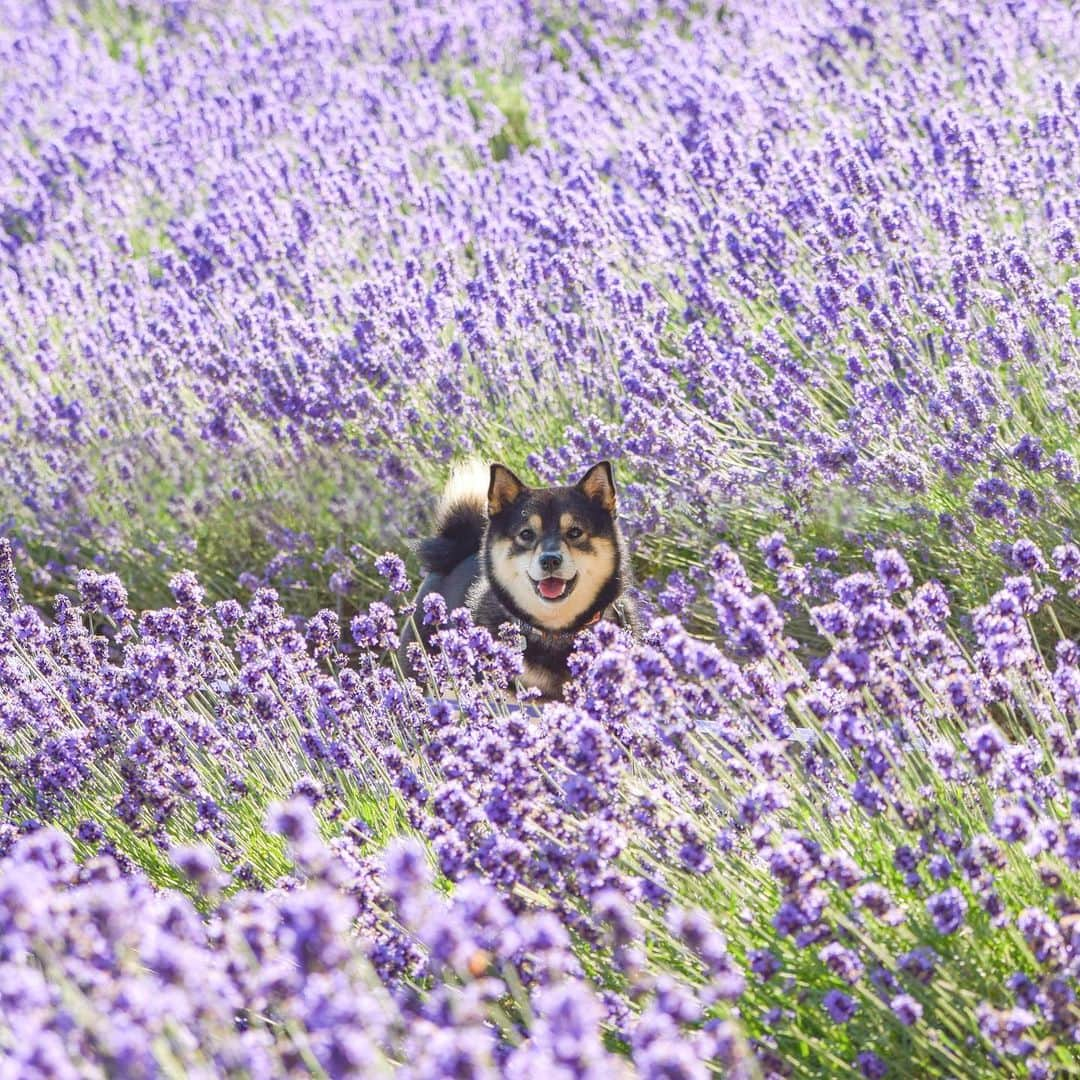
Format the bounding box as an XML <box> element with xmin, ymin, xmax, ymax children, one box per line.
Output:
<box><xmin>417</xmin><ymin>500</ymin><xmax>487</xmax><ymax>577</ymax></box>
<box><xmin>401</xmin><ymin>462</ymin><xmax>638</xmax><ymax>700</ymax></box>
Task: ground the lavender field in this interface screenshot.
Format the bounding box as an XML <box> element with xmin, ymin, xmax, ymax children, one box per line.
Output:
<box><xmin>1</xmin><ymin>0</ymin><xmax>1079</xmax><ymax>1075</ymax></box>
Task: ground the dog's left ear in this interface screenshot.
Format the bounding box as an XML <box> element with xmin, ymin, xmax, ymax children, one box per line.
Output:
<box><xmin>576</xmin><ymin>461</ymin><xmax>617</xmax><ymax>516</ymax></box>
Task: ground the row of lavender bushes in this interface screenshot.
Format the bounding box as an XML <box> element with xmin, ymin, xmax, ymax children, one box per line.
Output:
<box><xmin>2</xmin><ymin>534</ymin><xmax>1078</xmax><ymax>1075</ymax></box>
<box><xmin>1</xmin><ymin>0</ymin><xmax>1077</xmax><ymax>627</ymax></box>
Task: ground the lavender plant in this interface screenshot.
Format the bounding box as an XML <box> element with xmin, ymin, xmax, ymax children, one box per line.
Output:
<box><xmin>2</xmin><ymin>530</ymin><xmax>1080</xmax><ymax>1075</ymax></box>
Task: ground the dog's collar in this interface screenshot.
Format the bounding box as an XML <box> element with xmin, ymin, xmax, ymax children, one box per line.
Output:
<box><xmin>513</xmin><ymin>607</ymin><xmax>604</xmax><ymax>646</ymax></box>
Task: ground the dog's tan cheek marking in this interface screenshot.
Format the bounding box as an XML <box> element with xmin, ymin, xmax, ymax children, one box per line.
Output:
<box><xmin>581</xmin><ymin>536</ymin><xmax>614</xmax><ymax>560</ymax></box>
<box><xmin>493</xmin><ymin>537</ymin><xmax>528</xmax><ymax>566</ymax></box>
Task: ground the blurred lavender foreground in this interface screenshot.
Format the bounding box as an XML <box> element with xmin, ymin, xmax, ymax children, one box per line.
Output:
<box><xmin>1</xmin><ymin>1</ymin><xmax>1080</xmax><ymax>1076</ymax></box>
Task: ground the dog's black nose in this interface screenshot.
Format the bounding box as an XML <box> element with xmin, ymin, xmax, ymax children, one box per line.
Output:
<box><xmin>539</xmin><ymin>552</ymin><xmax>562</xmax><ymax>573</ymax></box>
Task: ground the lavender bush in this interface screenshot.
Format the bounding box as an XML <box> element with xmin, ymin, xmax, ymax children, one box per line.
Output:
<box><xmin>2</xmin><ymin>0</ymin><xmax>1079</xmax><ymax>1075</ymax></box>
<box><xmin>2</xmin><ymin>535</ymin><xmax>1079</xmax><ymax>1075</ymax></box>
<box><xmin>0</xmin><ymin>0</ymin><xmax>1077</xmax><ymax>622</ymax></box>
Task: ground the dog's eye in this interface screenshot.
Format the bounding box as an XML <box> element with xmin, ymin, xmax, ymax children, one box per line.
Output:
<box><xmin>518</xmin><ymin>528</ymin><xmax>535</xmax><ymax>544</ymax></box>
<box><xmin>566</xmin><ymin>526</ymin><xmax>584</xmax><ymax>540</ymax></box>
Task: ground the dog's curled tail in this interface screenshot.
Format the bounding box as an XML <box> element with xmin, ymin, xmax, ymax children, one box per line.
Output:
<box><xmin>418</xmin><ymin>459</ymin><xmax>489</xmax><ymax>575</ymax></box>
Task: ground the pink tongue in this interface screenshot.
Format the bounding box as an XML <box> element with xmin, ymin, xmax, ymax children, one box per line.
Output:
<box><xmin>538</xmin><ymin>577</ymin><xmax>567</xmax><ymax>599</ymax></box>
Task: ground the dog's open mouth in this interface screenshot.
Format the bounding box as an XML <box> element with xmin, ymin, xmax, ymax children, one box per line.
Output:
<box><xmin>531</xmin><ymin>574</ymin><xmax>578</xmax><ymax>601</ymax></box>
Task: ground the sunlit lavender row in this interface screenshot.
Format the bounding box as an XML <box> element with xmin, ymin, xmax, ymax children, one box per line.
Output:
<box><xmin>2</xmin><ymin>533</ymin><xmax>1079</xmax><ymax>1075</ymax></box>
<box><xmin>2</xmin><ymin>0</ymin><xmax>1079</xmax><ymax>1076</ymax></box>
<box><xmin>2</xmin><ymin>0</ymin><xmax>1077</xmax><ymax>616</ymax></box>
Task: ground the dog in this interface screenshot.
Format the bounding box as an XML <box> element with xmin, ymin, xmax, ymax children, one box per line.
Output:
<box><xmin>400</xmin><ymin>460</ymin><xmax>638</xmax><ymax>700</ymax></box>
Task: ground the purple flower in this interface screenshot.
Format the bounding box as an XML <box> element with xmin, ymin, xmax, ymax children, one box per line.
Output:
<box><xmin>1010</xmin><ymin>540</ymin><xmax>1047</xmax><ymax>574</ymax></box>
<box><xmin>824</xmin><ymin>853</ymin><xmax>862</xmax><ymax>889</ymax></box>
<box><xmin>1016</xmin><ymin>908</ymin><xmax>1064</xmax><ymax>964</ymax></box>
<box><xmin>926</xmin><ymin>887</ymin><xmax>968</xmax><ymax>935</ymax></box>
<box><xmin>328</xmin><ymin>570</ymin><xmax>353</xmax><ymax>596</ymax></box>
<box><xmin>836</xmin><ymin>573</ymin><xmax>886</xmax><ymax>614</ymax></box>
<box><xmin>597</xmin><ymin>889</ymin><xmax>644</xmax><ymax>949</ymax></box>
<box><xmin>382</xmin><ymin>838</ymin><xmax>433</xmax><ymax>908</ymax></box>
<box><xmin>74</xmin><ymin>820</ymin><xmax>104</xmax><ymax>844</ymax></box>
<box><xmin>819</xmin><ymin>943</ymin><xmax>863</xmax><ymax>984</ymax></box>
<box><xmin>375</xmin><ymin>553</ymin><xmax>409</xmax><ymax>594</ymax></box>
<box><xmin>898</xmin><ymin>947</ymin><xmax>939</xmax><ymax>985</ymax></box>
<box><xmin>924</xmin><ymin>855</ymin><xmax>950</xmax><ymax>881</ymax></box>
<box><xmin>991</xmin><ymin>802</ymin><xmax>1032</xmax><ymax>844</ymax></box>
<box><xmin>77</xmin><ymin>570</ymin><xmax>132</xmax><ymax>623</ymax></box>
<box><xmin>169</xmin><ymin>571</ymin><xmax>206</xmax><ymax>609</ymax></box>
<box><xmin>171</xmin><ymin>844</ymin><xmax>226</xmax><ymax>895</ymax></box>
<box><xmin>853</xmin><ymin>883</ymin><xmax>902</xmax><ymax>924</ymax></box>
<box><xmin>0</xmin><ymin>539</ymin><xmax>19</xmax><ymax>613</ymax></box>
<box><xmin>305</xmin><ymin>609</ymin><xmax>340</xmax><ymax>657</ymax></box>
<box><xmin>214</xmin><ymin>599</ymin><xmax>243</xmax><ymax>627</ymax></box>
<box><xmin>658</xmin><ymin>571</ymin><xmax>696</xmax><ymax>615</ymax></box>
<box><xmin>1052</xmin><ymin>543</ymin><xmax>1080</xmax><ymax>581</ymax></box>
<box><xmin>822</xmin><ymin>989</ymin><xmax>857</xmax><ymax>1024</ymax></box>
<box><xmin>872</xmin><ymin>548</ymin><xmax>913</xmax><ymax>594</ymax></box>
<box><xmin>422</xmin><ymin>592</ymin><xmax>448</xmax><ymax>627</ymax></box>
<box><xmin>2</xmin><ymin>4</ymin><xmax>1080</xmax><ymax>1073</ymax></box>
<box><xmin>1012</xmin><ymin>435</ymin><xmax>1044</xmax><ymax>472</ymax></box>
<box><xmin>856</xmin><ymin>1051</ymin><xmax>888</xmax><ymax>1079</ymax></box>
<box><xmin>760</xmin><ymin>532</ymin><xmax>794</xmax><ymax>572</ymax></box>
<box><xmin>748</xmin><ymin>949</ymin><xmax>780</xmax><ymax>981</ymax></box>
<box><xmin>350</xmin><ymin>602</ymin><xmax>400</xmax><ymax>652</ymax></box>
<box><xmin>526</xmin><ymin>982</ymin><xmax>607</xmax><ymax>1071</ymax></box>
<box><xmin>890</xmin><ymin>993</ymin><xmax>923</xmax><ymax>1026</ymax></box>
<box><xmin>964</xmin><ymin>723</ymin><xmax>1006</xmax><ymax>773</ymax></box>
<box><xmin>266</xmin><ymin>798</ymin><xmax>321</xmax><ymax>847</ymax></box>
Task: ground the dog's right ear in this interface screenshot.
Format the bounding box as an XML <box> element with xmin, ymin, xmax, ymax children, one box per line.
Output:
<box><xmin>576</xmin><ymin>461</ymin><xmax>617</xmax><ymax>515</ymax></box>
<box><xmin>488</xmin><ymin>464</ymin><xmax>527</xmax><ymax>517</ymax></box>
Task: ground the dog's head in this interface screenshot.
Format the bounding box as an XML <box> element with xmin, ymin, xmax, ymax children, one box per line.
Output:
<box><xmin>483</xmin><ymin>461</ymin><xmax>627</xmax><ymax>632</ymax></box>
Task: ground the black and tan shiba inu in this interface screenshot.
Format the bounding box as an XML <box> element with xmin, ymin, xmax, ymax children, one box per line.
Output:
<box><xmin>401</xmin><ymin>460</ymin><xmax>638</xmax><ymax>700</ymax></box>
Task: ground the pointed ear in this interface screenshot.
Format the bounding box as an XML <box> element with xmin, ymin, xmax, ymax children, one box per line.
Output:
<box><xmin>576</xmin><ymin>461</ymin><xmax>617</xmax><ymax>515</ymax></box>
<box><xmin>488</xmin><ymin>464</ymin><xmax>527</xmax><ymax>517</ymax></box>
